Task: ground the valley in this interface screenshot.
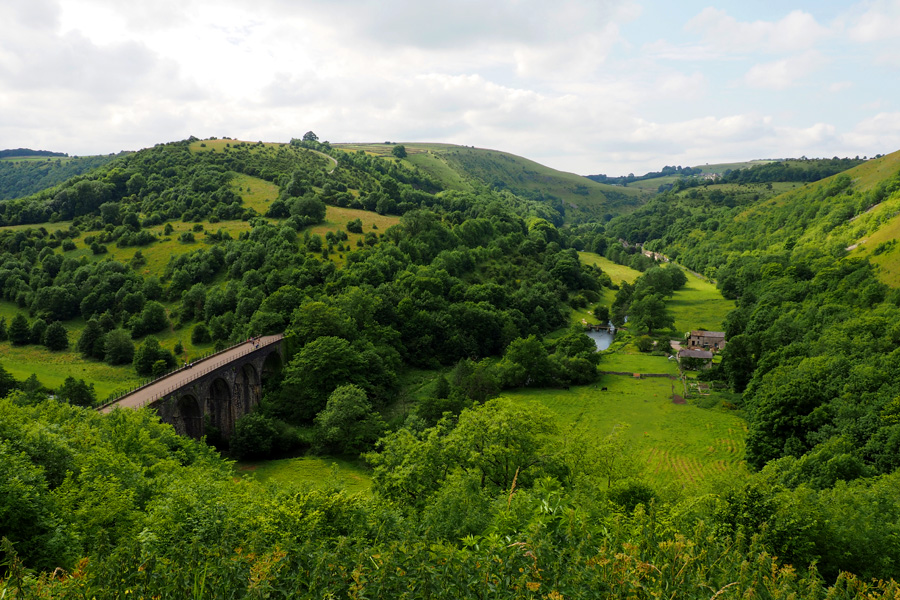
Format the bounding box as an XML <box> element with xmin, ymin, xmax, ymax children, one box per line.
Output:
<box><xmin>1</xmin><ymin>137</ymin><xmax>899</xmax><ymax>598</ymax></box>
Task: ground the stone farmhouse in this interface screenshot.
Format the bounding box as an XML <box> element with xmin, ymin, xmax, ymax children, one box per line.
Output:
<box><xmin>687</xmin><ymin>330</ymin><xmax>726</xmax><ymax>352</ymax></box>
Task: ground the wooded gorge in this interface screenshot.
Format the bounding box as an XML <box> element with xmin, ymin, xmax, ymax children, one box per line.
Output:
<box><xmin>1</xmin><ymin>139</ymin><xmax>900</xmax><ymax>598</ymax></box>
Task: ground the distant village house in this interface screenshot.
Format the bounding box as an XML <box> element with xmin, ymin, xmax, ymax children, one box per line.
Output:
<box><xmin>687</xmin><ymin>330</ymin><xmax>726</xmax><ymax>352</ymax></box>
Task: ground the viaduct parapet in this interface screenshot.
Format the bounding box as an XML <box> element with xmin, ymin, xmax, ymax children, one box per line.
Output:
<box><xmin>99</xmin><ymin>334</ymin><xmax>284</xmax><ymax>439</ymax></box>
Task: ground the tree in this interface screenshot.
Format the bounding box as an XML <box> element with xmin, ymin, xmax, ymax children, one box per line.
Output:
<box><xmin>229</xmin><ymin>413</ymin><xmax>282</xmax><ymax>460</ymax></box>
<box><xmin>30</xmin><ymin>318</ymin><xmax>47</xmax><ymax>345</ymax></box>
<box><xmin>43</xmin><ymin>321</ymin><xmax>68</xmax><ymax>351</ymax></box>
<box><xmin>133</xmin><ymin>336</ymin><xmax>176</xmax><ymax>376</ymax></box>
<box><xmin>191</xmin><ymin>323</ymin><xmax>211</xmax><ymax>344</ymax></box>
<box><xmin>0</xmin><ymin>362</ymin><xmax>16</xmax><ymax>398</ymax></box>
<box><xmin>498</xmin><ymin>335</ymin><xmax>557</xmax><ymax>388</ymax></box>
<box><xmin>56</xmin><ymin>376</ymin><xmax>96</xmax><ymax>407</ymax></box>
<box><xmin>611</xmin><ymin>282</ymin><xmax>633</xmax><ymax>326</ymax></box>
<box><xmin>346</xmin><ymin>218</ymin><xmax>363</xmax><ymax>234</ymax></box>
<box><xmin>276</xmin><ymin>336</ymin><xmax>368</xmax><ymax>422</ymax></box>
<box><xmin>132</xmin><ymin>301</ymin><xmax>169</xmax><ymax>337</ymax></box>
<box><xmin>8</xmin><ymin>314</ymin><xmax>29</xmax><ymax>346</ymax></box>
<box><xmin>0</xmin><ymin>317</ymin><xmax>6</xmax><ymax>341</ymax></box>
<box><xmin>291</xmin><ymin>197</ymin><xmax>326</xmax><ymax>223</ymax></box>
<box><xmin>77</xmin><ymin>318</ymin><xmax>105</xmax><ymax>359</ymax></box>
<box><xmin>104</xmin><ymin>328</ymin><xmax>135</xmax><ymax>365</ymax></box>
<box><xmin>289</xmin><ymin>301</ymin><xmax>355</xmax><ymax>346</ymax></box>
<box><xmin>628</xmin><ymin>293</ymin><xmax>673</xmax><ymax>335</ymax></box>
<box><xmin>314</xmin><ymin>385</ymin><xmax>386</xmax><ymax>454</ymax></box>
<box><xmin>302</xmin><ymin>131</ymin><xmax>318</xmax><ymax>142</ymax></box>
<box><xmin>392</xmin><ymin>144</ymin><xmax>407</xmax><ymax>159</ymax></box>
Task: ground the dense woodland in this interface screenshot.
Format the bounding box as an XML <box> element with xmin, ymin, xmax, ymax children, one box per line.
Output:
<box><xmin>1</xmin><ymin>139</ymin><xmax>900</xmax><ymax>598</ymax></box>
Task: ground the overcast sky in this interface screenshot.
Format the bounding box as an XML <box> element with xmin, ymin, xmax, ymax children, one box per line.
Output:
<box><xmin>1</xmin><ymin>0</ymin><xmax>898</xmax><ymax>175</ymax></box>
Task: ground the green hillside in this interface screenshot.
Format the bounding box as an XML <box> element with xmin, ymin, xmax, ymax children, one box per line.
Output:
<box><xmin>0</xmin><ymin>152</ymin><xmax>121</xmax><ymax>200</ymax></box>
<box><xmin>4</xmin><ymin>135</ymin><xmax>900</xmax><ymax>597</ymax></box>
<box><xmin>336</xmin><ymin>142</ymin><xmax>646</xmax><ymax>223</ymax></box>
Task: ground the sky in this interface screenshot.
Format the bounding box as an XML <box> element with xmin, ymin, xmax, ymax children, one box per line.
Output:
<box><xmin>1</xmin><ymin>0</ymin><xmax>899</xmax><ymax>176</ymax></box>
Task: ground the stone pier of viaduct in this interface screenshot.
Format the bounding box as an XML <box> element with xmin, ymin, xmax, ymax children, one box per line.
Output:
<box><xmin>99</xmin><ymin>334</ymin><xmax>284</xmax><ymax>439</ymax></box>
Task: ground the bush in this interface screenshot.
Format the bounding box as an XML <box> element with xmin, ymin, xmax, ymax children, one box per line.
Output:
<box><xmin>636</xmin><ymin>336</ymin><xmax>654</xmax><ymax>352</ymax></box>
<box><xmin>609</xmin><ymin>479</ymin><xmax>658</xmax><ymax>512</ymax></box>
<box><xmin>43</xmin><ymin>321</ymin><xmax>68</xmax><ymax>351</ymax></box>
<box><xmin>191</xmin><ymin>323</ymin><xmax>212</xmax><ymax>344</ymax></box>
<box><xmin>229</xmin><ymin>413</ymin><xmax>281</xmax><ymax>460</ymax></box>
<box><xmin>346</xmin><ymin>218</ymin><xmax>363</xmax><ymax>234</ymax></box>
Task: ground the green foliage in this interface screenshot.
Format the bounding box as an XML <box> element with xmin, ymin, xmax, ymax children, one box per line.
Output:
<box><xmin>7</xmin><ymin>314</ymin><xmax>29</xmax><ymax>346</ymax></box>
<box><xmin>391</xmin><ymin>144</ymin><xmax>407</xmax><ymax>159</ymax></box>
<box><xmin>313</xmin><ymin>384</ymin><xmax>386</xmax><ymax>454</ymax></box>
<box><xmin>41</xmin><ymin>321</ymin><xmax>68</xmax><ymax>351</ymax></box>
<box><xmin>55</xmin><ymin>376</ymin><xmax>96</xmax><ymax>407</ymax></box>
<box><xmin>0</xmin><ymin>362</ymin><xmax>17</xmax><ymax>398</ymax></box>
<box><xmin>132</xmin><ymin>336</ymin><xmax>175</xmax><ymax>376</ymax></box>
<box><xmin>628</xmin><ymin>293</ymin><xmax>674</xmax><ymax>334</ymax></box>
<box><xmin>229</xmin><ymin>412</ymin><xmax>282</xmax><ymax>460</ymax></box>
<box><xmin>191</xmin><ymin>322</ymin><xmax>211</xmax><ymax>344</ymax></box>
<box><xmin>103</xmin><ymin>328</ymin><xmax>135</xmax><ymax>365</ymax></box>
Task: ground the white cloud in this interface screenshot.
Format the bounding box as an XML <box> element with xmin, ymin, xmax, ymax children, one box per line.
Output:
<box><xmin>847</xmin><ymin>0</ymin><xmax>900</xmax><ymax>42</ymax></box>
<box><xmin>0</xmin><ymin>0</ymin><xmax>894</xmax><ymax>177</ymax></box>
<box><xmin>686</xmin><ymin>7</ymin><xmax>831</xmax><ymax>54</ymax></box>
<box><xmin>829</xmin><ymin>81</ymin><xmax>854</xmax><ymax>92</ymax></box>
<box><xmin>656</xmin><ymin>72</ymin><xmax>707</xmax><ymax>99</ymax></box>
<box><xmin>844</xmin><ymin>112</ymin><xmax>900</xmax><ymax>151</ymax></box>
<box><xmin>744</xmin><ymin>52</ymin><xmax>825</xmax><ymax>90</ymax></box>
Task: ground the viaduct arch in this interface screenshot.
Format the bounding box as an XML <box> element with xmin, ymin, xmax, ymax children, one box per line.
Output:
<box><xmin>99</xmin><ymin>334</ymin><xmax>284</xmax><ymax>439</ymax></box>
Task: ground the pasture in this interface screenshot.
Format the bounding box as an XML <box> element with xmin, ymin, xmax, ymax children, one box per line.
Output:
<box><xmin>509</xmin><ymin>375</ymin><xmax>747</xmax><ymax>491</ymax></box>
<box><xmin>0</xmin><ymin>338</ymin><xmax>143</xmax><ymax>400</ymax></box>
<box><xmin>667</xmin><ymin>270</ymin><xmax>735</xmax><ymax>334</ymax></box>
<box><xmin>578</xmin><ymin>252</ymin><xmax>641</xmax><ymax>285</ymax></box>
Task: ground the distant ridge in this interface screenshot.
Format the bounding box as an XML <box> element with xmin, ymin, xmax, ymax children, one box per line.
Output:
<box><xmin>0</xmin><ymin>148</ymin><xmax>68</xmax><ymax>159</ymax></box>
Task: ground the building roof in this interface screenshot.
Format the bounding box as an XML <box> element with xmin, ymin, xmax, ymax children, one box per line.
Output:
<box><xmin>690</xmin><ymin>330</ymin><xmax>725</xmax><ymax>338</ymax></box>
<box><xmin>678</xmin><ymin>349</ymin><xmax>714</xmax><ymax>359</ymax></box>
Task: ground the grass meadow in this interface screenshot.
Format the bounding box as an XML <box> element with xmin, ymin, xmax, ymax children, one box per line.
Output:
<box><xmin>578</xmin><ymin>252</ymin><xmax>641</xmax><ymax>285</ymax></box>
<box><xmin>234</xmin><ymin>455</ymin><xmax>372</xmax><ymax>495</ymax></box>
<box><xmin>509</xmin><ymin>375</ymin><xmax>747</xmax><ymax>490</ymax></box>
<box><xmin>668</xmin><ymin>271</ymin><xmax>735</xmax><ymax>334</ymax></box>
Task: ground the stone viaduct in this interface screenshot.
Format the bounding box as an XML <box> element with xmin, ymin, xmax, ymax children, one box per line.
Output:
<box><xmin>99</xmin><ymin>334</ymin><xmax>284</xmax><ymax>439</ymax></box>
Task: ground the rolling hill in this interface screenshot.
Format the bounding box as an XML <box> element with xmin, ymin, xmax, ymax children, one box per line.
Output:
<box><xmin>335</xmin><ymin>142</ymin><xmax>647</xmax><ymax>223</ymax></box>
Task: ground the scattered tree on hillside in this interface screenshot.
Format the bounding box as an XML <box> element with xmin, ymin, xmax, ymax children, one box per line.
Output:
<box><xmin>42</xmin><ymin>321</ymin><xmax>68</xmax><ymax>351</ymax></box>
<box><xmin>8</xmin><ymin>314</ymin><xmax>29</xmax><ymax>346</ymax></box>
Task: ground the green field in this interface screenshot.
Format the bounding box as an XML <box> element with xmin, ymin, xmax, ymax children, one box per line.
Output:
<box><xmin>578</xmin><ymin>252</ymin><xmax>641</xmax><ymax>285</ymax></box>
<box><xmin>600</xmin><ymin>351</ymin><xmax>679</xmax><ymax>375</ymax></box>
<box><xmin>668</xmin><ymin>270</ymin><xmax>735</xmax><ymax>334</ymax></box>
<box><xmin>508</xmin><ymin>376</ymin><xmax>747</xmax><ymax>490</ymax></box>
<box><xmin>0</xmin><ymin>339</ymin><xmax>143</xmax><ymax>399</ymax></box>
<box><xmin>235</xmin><ymin>455</ymin><xmax>372</xmax><ymax>495</ymax></box>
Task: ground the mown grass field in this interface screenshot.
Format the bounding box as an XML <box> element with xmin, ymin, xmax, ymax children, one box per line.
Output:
<box><xmin>235</xmin><ymin>455</ymin><xmax>372</xmax><ymax>495</ymax></box>
<box><xmin>509</xmin><ymin>375</ymin><xmax>747</xmax><ymax>490</ymax></box>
